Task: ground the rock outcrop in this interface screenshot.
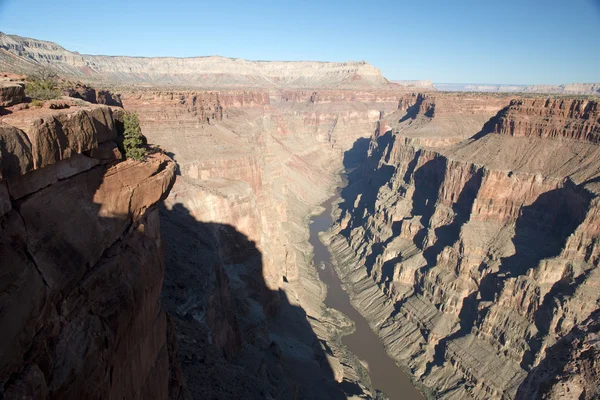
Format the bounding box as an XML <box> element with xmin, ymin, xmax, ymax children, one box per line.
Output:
<box><xmin>0</xmin><ymin>78</ymin><xmax>25</xmax><ymax>106</ymax></box>
<box><xmin>515</xmin><ymin>310</ymin><xmax>600</xmax><ymax>400</ymax></box>
<box><xmin>325</xmin><ymin>96</ymin><xmax>600</xmax><ymax>399</ymax></box>
<box><xmin>64</xmin><ymin>83</ymin><xmax>123</xmax><ymax>107</ymax></box>
<box><xmin>0</xmin><ymin>97</ymin><xmax>181</xmax><ymax>399</ymax></box>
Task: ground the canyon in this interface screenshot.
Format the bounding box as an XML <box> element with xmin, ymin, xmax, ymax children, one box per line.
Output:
<box><xmin>0</xmin><ymin>32</ymin><xmax>599</xmax><ymax>400</ymax></box>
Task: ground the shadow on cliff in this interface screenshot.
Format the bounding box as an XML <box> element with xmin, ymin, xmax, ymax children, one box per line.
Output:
<box><xmin>158</xmin><ymin>202</ymin><xmax>350</xmax><ymax>399</ymax></box>
<box><xmin>337</xmin><ymin>131</ymin><xmax>399</xmax><ymax>278</ymax></box>
<box><xmin>0</xmin><ymin>149</ymin><xmax>189</xmax><ymax>399</ymax></box>
<box><xmin>425</xmin><ymin>180</ymin><xmax>593</xmax><ymax>372</ymax></box>
<box><xmin>515</xmin><ymin>309</ymin><xmax>600</xmax><ymax>400</ymax></box>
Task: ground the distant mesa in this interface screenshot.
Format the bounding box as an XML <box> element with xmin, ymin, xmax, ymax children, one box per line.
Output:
<box><xmin>436</xmin><ymin>82</ymin><xmax>600</xmax><ymax>95</ymax></box>
<box><xmin>0</xmin><ymin>32</ymin><xmax>389</xmax><ymax>89</ymax></box>
<box><xmin>390</xmin><ymin>80</ymin><xmax>436</xmax><ymax>90</ymax></box>
<box><xmin>2</xmin><ymin>32</ymin><xmax>597</xmax><ymax>95</ymax></box>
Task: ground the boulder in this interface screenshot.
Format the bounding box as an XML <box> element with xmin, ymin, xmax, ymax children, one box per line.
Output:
<box><xmin>0</xmin><ymin>122</ymin><xmax>33</xmax><ymax>180</ymax></box>
<box><xmin>0</xmin><ymin>81</ymin><xmax>25</xmax><ymax>106</ymax></box>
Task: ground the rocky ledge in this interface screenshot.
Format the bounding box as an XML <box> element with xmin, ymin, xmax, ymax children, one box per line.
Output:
<box><xmin>0</xmin><ymin>97</ymin><xmax>181</xmax><ymax>399</ymax></box>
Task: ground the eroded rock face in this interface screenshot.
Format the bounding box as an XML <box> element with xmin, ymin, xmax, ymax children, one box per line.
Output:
<box><xmin>0</xmin><ymin>102</ymin><xmax>181</xmax><ymax>399</ymax></box>
<box><xmin>494</xmin><ymin>98</ymin><xmax>600</xmax><ymax>142</ymax></box>
<box><xmin>64</xmin><ymin>83</ymin><xmax>123</xmax><ymax>107</ymax></box>
<box><xmin>113</xmin><ymin>85</ymin><xmax>424</xmax><ymax>398</ymax></box>
<box><xmin>515</xmin><ymin>310</ymin><xmax>600</xmax><ymax>400</ymax></box>
<box><xmin>326</xmin><ymin>97</ymin><xmax>600</xmax><ymax>398</ymax></box>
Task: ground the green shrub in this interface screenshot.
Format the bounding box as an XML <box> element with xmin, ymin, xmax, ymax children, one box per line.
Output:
<box><xmin>29</xmin><ymin>99</ymin><xmax>44</xmax><ymax>108</ymax></box>
<box><xmin>25</xmin><ymin>70</ymin><xmax>61</xmax><ymax>101</ymax></box>
<box><xmin>122</xmin><ymin>112</ymin><xmax>147</xmax><ymax>161</ymax></box>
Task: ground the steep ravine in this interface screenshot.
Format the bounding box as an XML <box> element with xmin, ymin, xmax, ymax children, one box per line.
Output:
<box><xmin>117</xmin><ymin>89</ymin><xmax>531</xmax><ymax>398</ymax></box>
<box><xmin>123</xmin><ymin>87</ymin><xmax>411</xmax><ymax>398</ymax></box>
<box><xmin>325</xmin><ymin>97</ymin><xmax>600</xmax><ymax>399</ymax></box>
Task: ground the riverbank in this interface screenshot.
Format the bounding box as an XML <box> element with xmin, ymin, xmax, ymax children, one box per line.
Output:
<box><xmin>310</xmin><ymin>176</ymin><xmax>424</xmax><ymax>400</ymax></box>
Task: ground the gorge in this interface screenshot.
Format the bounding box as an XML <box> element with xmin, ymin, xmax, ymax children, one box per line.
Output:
<box><xmin>0</xmin><ymin>32</ymin><xmax>599</xmax><ymax>400</ymax></box>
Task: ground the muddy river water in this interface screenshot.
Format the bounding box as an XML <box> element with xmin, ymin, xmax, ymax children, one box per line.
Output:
<box><xmin>309</xmin><ymin>184</ymin><xmax>423</xmax><ymax>400</ymax></box>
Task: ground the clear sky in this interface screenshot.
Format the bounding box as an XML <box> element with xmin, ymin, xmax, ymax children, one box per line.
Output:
<box><xmin>0</xmin><ymin>0</ymin><xmax>599</xmax><ymax>84</ymax></box>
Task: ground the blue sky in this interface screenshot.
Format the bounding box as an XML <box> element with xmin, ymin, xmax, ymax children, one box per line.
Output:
<box><xmin>0</xmin><ymin>0</ymin><xmax>599</xmax><ymax>84</ymax></box>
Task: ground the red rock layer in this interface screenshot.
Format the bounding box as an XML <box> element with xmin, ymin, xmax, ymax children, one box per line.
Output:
<box><xmin>494</xmin><ymin>98</ymin><xmax>600</xmax><ymax>142</ymax></box>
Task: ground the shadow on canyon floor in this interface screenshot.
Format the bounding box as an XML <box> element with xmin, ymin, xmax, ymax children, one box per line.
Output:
<box><xmin>158</xmin><ymin>201</ymin><xmax>350</xmax><ymax>399</ymax></box>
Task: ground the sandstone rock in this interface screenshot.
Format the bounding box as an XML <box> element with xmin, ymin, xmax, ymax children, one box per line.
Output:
<box><xmin>18</xmin><ymin>152</ymin><xmax>175</xmax><ymax>294</ymax></box>
<box><xmin>97</xmin><ymin>90</ymin><xmax>123</xmax><ymax>107</ymax></box>
<box><xmin>1</xmin><ymin>104</ymin><xmax>118</xmax><ymax>170</ymax></box>
<box><xmin>7</xmin><ymin>153</ymin><xmax>100</xmax><ymax>199</ymax></box>
<box><xmin>0</xmin><ymin>211</ymin><xmax>46</xmax><ymax>385</ymax></box>
<box><xmin>84</xmin><ymin>140</ymin><xmax>122</xmax><ymax>161</ymax></box>
<box><xmin>0</xmin><ymin>80</ymin><xmax>25</xmax><ymax>106</ymax></box>
<box><xmin>64</xmin><ymin>83</ymin><xmax>96</xmax><ymax>103</ymax></box>
<box><xmin>0</xmin><ymin>121</ymin><xmax>33</xmax><ymax>179</ymax></box>
<box><xmin>0</xmin><ymin>153</ymin><xmax>178</xmax><ymax>400</ymax></box>
<box><xmin>44</xmin><ymin>100</ymin><xmax>70</xmax><ymax>109</ymax></box>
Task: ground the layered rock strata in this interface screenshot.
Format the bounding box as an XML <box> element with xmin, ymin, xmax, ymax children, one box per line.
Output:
<box><xmin>325</xmin><ymin>97</ymin><xmax>600</xmax><ymax>398</ymax></box>
<box><xmin>113</xmin><ymin>89</ymin><xmax>526</xmax><ymax>398</ymax></box>
<box><xmin>0</xmin><ymin>33</ymin><xmax>390</xmax><ymax>88</ymax></box>
<box><xmin>0</xmin><ymin>98</ymin><xmax>181</xmax><ymax>399</ymax></box>
<box><xmin>119</xmin><ymin>86</ymin><xmax>408</xmax><ymax>398</ymax></box>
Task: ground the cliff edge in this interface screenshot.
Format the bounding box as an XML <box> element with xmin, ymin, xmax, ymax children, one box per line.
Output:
<box><xmin>0</xmin><ymin>93</ymin><xmax>181</xmax><ymax>399</ymax></box>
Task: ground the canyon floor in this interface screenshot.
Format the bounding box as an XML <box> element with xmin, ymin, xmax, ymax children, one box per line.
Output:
<box><xmin>0</xmin><ymin>32</ymin><xmax>599</xmax><ymax>400</ymax></box>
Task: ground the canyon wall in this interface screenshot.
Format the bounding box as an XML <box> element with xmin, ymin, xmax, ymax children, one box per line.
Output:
<box><xmin>117</xmin><ymin>86</ymin><xmax>410</xmax><ymax>398</ymax></box>
<box><xmin>0</xmin><ymin>94</ymin><xmax>182</xmax><ymax>399</ymax></box>
<box><xmin>1</xmin><ymin>30</ymin><xmax>598</xmax><ymax>399</ymax></box>
<box><xmin>325</xmin><ymin>96</ymin><xmax>600</xmax><ymax>399</ymax></box>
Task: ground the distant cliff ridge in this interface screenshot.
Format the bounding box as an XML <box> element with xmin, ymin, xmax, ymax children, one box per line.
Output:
<box><xmin>436</xmin><ymin>82</ymin><xmax>600</xmax><ymax>95</ymax></box>
<box><xmin>0</xmin><ymin>32</ymin><xmax>389</xmax><ymax>88</ymax></box>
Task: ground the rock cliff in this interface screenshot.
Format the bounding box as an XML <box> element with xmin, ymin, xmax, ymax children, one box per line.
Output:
<box><xmin>0</xmin><ymin>33</ymin><xmax>389</xmax><ymax>89</ymax></box>
<box><xmin>325</xmin><ymin>96</ymin><xmax>600</xmax><ymax>398</ymax></box>
<box><xmin>0</xmin><ymin>96</ymin><xmax>181</xmax><ymax>399</ymax></box>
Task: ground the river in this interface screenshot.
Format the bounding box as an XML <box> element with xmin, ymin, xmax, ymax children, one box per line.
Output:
<box><xmin>309</xmin><ymin>182</ymin><xmax>424</xmax><ymax>400</ymax></box>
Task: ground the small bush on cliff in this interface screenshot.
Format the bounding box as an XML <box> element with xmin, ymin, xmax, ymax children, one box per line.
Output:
<box><xmin>122</xmin><ymin>112</ymin><xmax>148</xmax><ymax>161</ymax></box>
<box><xmin>25</xmin><ymin>69</ymin><xmax>61</xmax><ymax>100</ymax></box>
